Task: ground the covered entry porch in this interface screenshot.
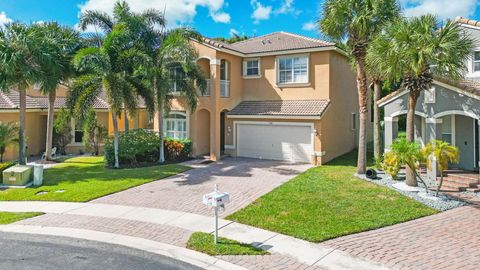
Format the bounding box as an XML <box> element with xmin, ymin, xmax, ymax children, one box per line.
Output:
<box><xmin>379</xmin><ymin>79</ymin><xmax>480</xmax><ymax>186</ymax></box>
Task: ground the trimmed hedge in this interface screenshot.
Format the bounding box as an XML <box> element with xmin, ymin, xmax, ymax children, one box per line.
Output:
<box><xmin>105</xmin><ymin>129</ymin><xmax>192</xmax><ymax>167</ymax></box>
<box><xmin>0</xmin><ymin>162</ymin><xmax>15</xmax><ymax>182</ymax></box>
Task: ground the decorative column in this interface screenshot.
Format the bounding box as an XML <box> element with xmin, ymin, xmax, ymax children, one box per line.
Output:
<box><xmin>425</xmin><ymin>118</ymin><xmax>443</xmax><ymax>181</ymax></box>
<box><xmin>383</xmin><ymin>117</ymin><xmax>398</xmax><ymax>151</ymax></box>
<box><xmin>209</xmin><ymin>59</ymin><xmax>221</xmax><ymax>161</ymax></box>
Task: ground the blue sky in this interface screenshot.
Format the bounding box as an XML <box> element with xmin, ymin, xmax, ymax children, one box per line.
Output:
<box><xmin>0</xmin><ymin>0</ymin><xmax>479</xmax><ymax>39</ymax></box>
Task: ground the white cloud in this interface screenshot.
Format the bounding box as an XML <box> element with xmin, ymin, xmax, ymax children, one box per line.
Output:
<box><xmin>229</xmin><ymin>28</ymin><xmax>239</xmax><ymax>37</ymax></box>
<box><xmin>302</xmin><ymin>21</ymin><xmax>317</xmax><ymax>31</ymax></box>
<box><xmin>211</xmin><ymin>11</ymin><xmax>230</xmax><ymax>23</ymax></box>
<box><xmin>401</xmin><ymin>0</ymin><xmax>478</xmax><ymax>20</ymax></box>
<box><xmin>0</xmin><ymin>11</ymin><xmax>12</xmax><ymax>26</ymax></box>
<box><xmin>275</xmin><ymin>0</ymin><xmax>295</xmax><ymax>15</ymax></box>
<box><xmin>77</xmin><ymin>0</ymin><xmax>231</xmax><ymax>29</ymax></box>
<box><xmin>250</xmin><ymin>0</ymin><xmax>272</xmax><ymax>24</ymax></box>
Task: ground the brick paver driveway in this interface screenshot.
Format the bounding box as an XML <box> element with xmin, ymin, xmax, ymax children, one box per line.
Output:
<box><xmin>92</xmin><ymin>157</ymin><xmax>312</xmax><ymax>216</ymax></box>
<box><xmin>323</xmin><ymin>205</ymin><xmax>480</xmax><ymax>270</ymax></box>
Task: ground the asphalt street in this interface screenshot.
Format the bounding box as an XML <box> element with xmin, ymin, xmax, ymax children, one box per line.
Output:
<box><xmin>0</xmin><ymin>232</ymin><xmax>203</xmax><ymax>270</ymax></box>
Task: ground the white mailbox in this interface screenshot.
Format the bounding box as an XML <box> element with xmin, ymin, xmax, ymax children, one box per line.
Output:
<box><xmin>203</xmin><ymin>191</ymin><xmax>230</xmax><ymax>208</ymax></box>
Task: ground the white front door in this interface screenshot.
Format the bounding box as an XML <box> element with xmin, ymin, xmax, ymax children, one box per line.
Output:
<box><xmin>236</xmin><ymin>122</ymin><xmax>313</xmax><ymax>163</ymax></box>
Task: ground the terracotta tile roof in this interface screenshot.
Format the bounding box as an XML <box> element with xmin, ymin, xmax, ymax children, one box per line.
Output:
<box><xmin>378</xmin><ymin>77</ymin><xmax>480</xmax><ymax>106</ymax></box>
<box><xmin>205</xmin><ymin>32</ymin><xmax>335</xmax><ymax>55</ymax></box>
<box><xmin>228</xmin><ymin>100</ymin><xmax>330</xmax><ymax>117</ymax></box>
<box><xmin>456</xmin><ymin>17</ymin><xmax>480</xmax><ymax>27</ymax></box>
<box><xmin>0</xmin><ymin>90</ymin><xmax>146</xmax><ymax>110</ymax></box>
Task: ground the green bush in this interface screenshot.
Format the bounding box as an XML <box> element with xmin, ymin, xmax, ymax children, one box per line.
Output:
<box><xmin>104</xmin><ymin>129</ymin><xmax>192</xmax><ymax>167</ymax></box>
<box><xmin>164</xmin><ymin>138</ymin><xmax>192</xmax><ymax>161</ymax></box>
<box><xmin>0</xmin><ymin>162</ymin><xmax>15</xmax><ymax>182</ymax></box>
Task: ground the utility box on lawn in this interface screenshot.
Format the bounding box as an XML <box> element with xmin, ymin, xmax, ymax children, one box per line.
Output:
<box><xmin>2</xmin><ymin>165</ymin><xmax>33</xmax><ymax>186</ymax></box>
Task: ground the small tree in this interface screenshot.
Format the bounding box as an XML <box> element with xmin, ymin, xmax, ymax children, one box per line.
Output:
<box><xmin>53</xmin><ymin>108</ymin><xmax>72</xmax><ymax>155</ymax></box>
<box><xmin>0</xmin><ymin>122</ymin><xmax>19</xmax><ymax>162</ymax></box>
<box><xmin>383</xmin><ymin>137</ymin><xmax>429</xmax><ymax>193</ymax></box>
<box><xmin>82</xmin><ymin>110</ymin><xmax>107</xmax><ymax>156</ymax></box>
<box><xmin>423</xmin><ymin>140</ymin><xmax>460</xmax><ymax>196</ymax></box>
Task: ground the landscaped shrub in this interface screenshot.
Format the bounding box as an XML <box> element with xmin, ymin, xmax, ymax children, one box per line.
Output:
<box><xmin>53</xmin><ymin>108</ymin><xmax>71</xmax><ymax>155</ymax></box>
<box><xmin>104</xmin><ymin>129</ymin><xmax>192</xmax><ymax>167</ymax></box>
<box><xmin>0</xmin><ymin>162</ymin><xmax>15</xmax><ymax>182</ymax></box>
<box><xmin>164</xmin><ymin>138</ymin><xmax>192</xmax><ymax>161</ymax></box>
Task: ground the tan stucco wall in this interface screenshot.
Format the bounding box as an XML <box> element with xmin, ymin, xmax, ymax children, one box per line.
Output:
<box><xmin>1</xmin><ymin>112</ymin><xmax>47</xmax><ymax>161</ymax></box>
<box><xmin>242</xmin><ymin>52</ymin><xmax>330</xmax><ymax>101</ymax></box>
<box><xmin>317</xmin><ymin>52</ymin><xmax>359</xmax><ymax>164</ymax></box>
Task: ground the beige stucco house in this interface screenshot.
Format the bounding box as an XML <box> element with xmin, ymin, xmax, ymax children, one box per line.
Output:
<box><xmin>158</xmin><ymin>32</ymin><xmax>361</xmax><ymax>165</ymax></box>
<box><xmin>1</xmin><ymin>31</ymin><xmax>361</xmax><ymax>165</ymax></box>
<box><xmin>0</xmin><ymin>85</ymin><xmax>150</xmax><ymax>161</ymax></box>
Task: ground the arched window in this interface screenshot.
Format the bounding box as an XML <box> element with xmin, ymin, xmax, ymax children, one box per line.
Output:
<box><xmin>164</xmin><ymin>112</ymin><xmax>187</xmax><ymax>139</ymax></box>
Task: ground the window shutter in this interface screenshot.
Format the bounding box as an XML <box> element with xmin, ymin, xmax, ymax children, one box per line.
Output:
<box><xmin>242</xmin><ymin>61</ymin><xmax>247</xmax><ymax>76</ymax></box>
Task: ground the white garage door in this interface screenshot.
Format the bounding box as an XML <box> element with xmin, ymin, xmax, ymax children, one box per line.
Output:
<box><xmin>236</xmin><ymin>123</ymin><xmax>313</xmax><ymax>163</ymax></box>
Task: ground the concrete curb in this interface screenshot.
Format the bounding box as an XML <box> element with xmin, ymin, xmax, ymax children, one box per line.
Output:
<box><xmin>0</xmin><ymin>201</ymin><xmax>388</xmax><ymax>270</ymax></box>
<box><xmin>0</xmin><ymin>224</ymin><xmax>247</xmax><ymax>270</ymax></box>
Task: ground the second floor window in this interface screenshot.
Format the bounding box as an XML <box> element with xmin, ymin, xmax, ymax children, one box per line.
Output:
<box><xmin>169</xmin><ymin>66</ymin><xmax>185</xmax><ymax>93</ymax></box>
<box><xmin>243</xmin><ymin>59</ymin><xmax>260</xmax><ymax>77</ymax></box>
<box><xmin>474</xmin><ymin>51</ymin><xmax>480</xmax><ymax>72</ymax></box>
<box><xmin>278</xmin><ymin>56</ymin><xmax>308</xmax><ymax>84</ymax></box>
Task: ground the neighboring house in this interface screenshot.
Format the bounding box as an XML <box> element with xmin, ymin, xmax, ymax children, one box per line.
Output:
<box><xmin>0</xmin><ymin>85</ymin><xmax>151</xmax><ymax>161</ymax></box>
<box><xmin>379</xmin><ymin>17</ymin><xmax>480</xmax><ymax>172</ymax></box>
<box><xmin>158</xmin><ymin>32</ymin><xmax>361</xmax><ymax>164</ymax></box>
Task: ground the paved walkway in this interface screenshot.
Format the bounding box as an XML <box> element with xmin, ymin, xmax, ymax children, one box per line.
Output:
<box><xmin>0</xmin><ymin>201</ymin><xmax>385</xmax><ymax>270</ymax></box>
<box><xmin>92</xmin><ymin>157</ymin><xmax>313</xmax><ymax>216</ymax></box>
<box><xmin>323</xmin><ymin>205</ymin><xmax>480</xmax><ymax>270</ymax></box>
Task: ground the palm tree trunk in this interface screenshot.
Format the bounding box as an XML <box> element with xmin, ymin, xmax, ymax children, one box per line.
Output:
<box><xmin>123</xmin><ymin>108</ymin><xmax>129</xmax><ymax>134</ymax></box>
<box><xmin>406</xmin><ymin>93</ymin><xmax>419</xmax><ymax>186</ymax></box>
<box><xmin>373</xmin><ymin>81</ymin><xmax>382</xmax><ymax>160</ymax></box>
<box><xmin>436</xmin><ymin>173</ymin><xmax>443</xmax><ymax>197</ymax></box>
<box><xmin>356</xmin><ymin>58</ymin><xmax>368</xmax><ymax>174</ymax></box>
<box><xmin>158</xmin><ymin>102</ymin><xmax>165</xmax><ymax>163</ymax></box>
<box><xmin>45</xmin><ymin>91</ymin><xmax>56</xmax><ymax>160</ymax></box>
<box><xmin>111</xmin><ymin>112</ymin><xmax>120</xmax><ymax>168</ymax></box>
<box><xmin>18</xmin><ymin>88</ymin><xmax>27</xmax><ymax>165</ymax></box>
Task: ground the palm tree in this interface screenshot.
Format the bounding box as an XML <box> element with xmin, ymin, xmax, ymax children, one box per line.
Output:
<box><xmin>0</xmin><ymin>23</ymin><xmax>44</xmax><ymax>165</ymax></box>
<box><xmin>0</xmin><ymin>122</ymin><xmax>19</xmax><ymax>162</ymax></box>
<box><xmin>387</xmin><ymin>137</ymin><xmax>429</xmax><ymax>193</ymax></box>
<box><xmin>32</xmin><ymin>23</ymin><xmax>80</xmax><ymax>160</ymax></box>
<box><xmin>79</xmin><ymin>0</ymin><xmax>163</xmax><ymax>132</ymax></box>
<box><xmin>423</xmin><ymin>140</ymin><xmax>460</xmax><ymax>196</ymax></box>
<box><xmin>320</xmin><ymin>0</ymin><xmax>401</xmax><ymax>174</ymax></box>
<box><xmin>368</xmin><ymin>15</ymin><xmax>474</xmax><ymax>186</ymax></box>
<box><xmin>67</xmin><ymin>26</ymin><xmax>152</xmax><ymax>168</ymax></box>
<box><xmin>153</xmin><ymin>28</ymin><xmax>207</xmax><ymax>163</ymax></box>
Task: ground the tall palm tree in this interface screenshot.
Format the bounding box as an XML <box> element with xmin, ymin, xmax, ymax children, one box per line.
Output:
<box><xmin>153</xmin><ymin>28</ymin><xmax>207</xmax><ymax>163</ymax></box>
<box><xmin>32</xmin><ymin>23</ymin><xmax>80</xmax><ymax>160</ymax></box>
<box><xmin>0</xmin><ymin>23</ymin><xmax>44</xmax><ymax>164</ymax></box>
<box><xmin>0</xmin><ymin>122</ymin><xmax>19</xmax><ymax>162</ymax></box>
<box><xmin>320</xmin><ymin>0</ymin><xmax>401</xmax><ymax>174</ymax></box>
<box><xmin>368</xmin><ymin>15</ymin><xmax>474</xmax><ymax>186</ymax></box>
<box><xmin>423</xmin><ymin>140</ymin><xmax>460</xmax><ymax>196</ymax></box>
<box><xmin>67</xmin><ymin>26</ymin><xmax>152</xmax><ymax>168</ymax></box>
<box><xmin>79</xmin><ymin>0</ymin><xmax>163</xmax><ymax>132</ymax></box>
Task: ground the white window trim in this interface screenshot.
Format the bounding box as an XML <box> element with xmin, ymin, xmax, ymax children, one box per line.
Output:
<box><xmin>275</xmin><ymin>53</ymin><xmax>310</xmax><ymax>87</ymax></box>
<box><xmin>474</xmin><ymin>50</ymin><xmax>480</xmax><ymax>73</ymax></box>
<box><xmin>466</xmin><ymin>47</ymin><xmax>480</xmax><ymax>78</ymax></box>
<box><xmin>169</xmin><ymin>66</ymin><xmax>185</xmax><ymax>96</ymax></box>
<box><xmin>242</xmin><ymin>58</ymin><xmax>261</xmax><ymax>79</ymax></box>
<box><xmin>163</xmin><ymin>111</ymin><xmax>190</xmax><ymax>140</ymax></box>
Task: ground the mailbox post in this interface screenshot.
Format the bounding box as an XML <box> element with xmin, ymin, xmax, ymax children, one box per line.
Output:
<box><xmin>203</xmin><ymin>184</ymin><xmax>230</xmax><ymax>244</ymax></box>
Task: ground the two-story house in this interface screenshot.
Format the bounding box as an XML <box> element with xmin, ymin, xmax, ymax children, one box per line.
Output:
<box><xmin>157</xmin><ymin>32</ymin><xmax>360</xmax><ymax>165</ymax></box>
<box><xmin>379</xmin><ymin>17</ymin><xmax>480</xmax><ymax>188</ymax></box>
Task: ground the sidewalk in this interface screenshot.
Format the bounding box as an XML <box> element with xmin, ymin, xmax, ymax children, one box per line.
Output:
<box><xmin>0</xmin><ymin>201</ymin><xmax>386</xmax><ymax>270</ymax></box>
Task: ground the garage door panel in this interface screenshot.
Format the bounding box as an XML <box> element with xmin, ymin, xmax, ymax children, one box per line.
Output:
<box><xmin>237</xmin><ymin>123</ymin><xmax>312</xmax><ymax>162</ymax></box>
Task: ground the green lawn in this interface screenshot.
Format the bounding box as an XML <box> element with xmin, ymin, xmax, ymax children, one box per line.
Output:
<box><xmin>0</xmin><ymin>156</ymin><xmax>189</xmax><ymax>202</ymax></box>
<box><xmin>227</xmin><ymin>150</ymin><xmax>438</xmax><ymax>243</ymax></box>
<box><xmin>186</xmin><ymin>232</ymin><xmax>268</xmax><ymax>256</ymax></box>
<box><xmin>0</xmin><ymin>212</ymin><xmax>43</xmax><ymax>224</ymax></box>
